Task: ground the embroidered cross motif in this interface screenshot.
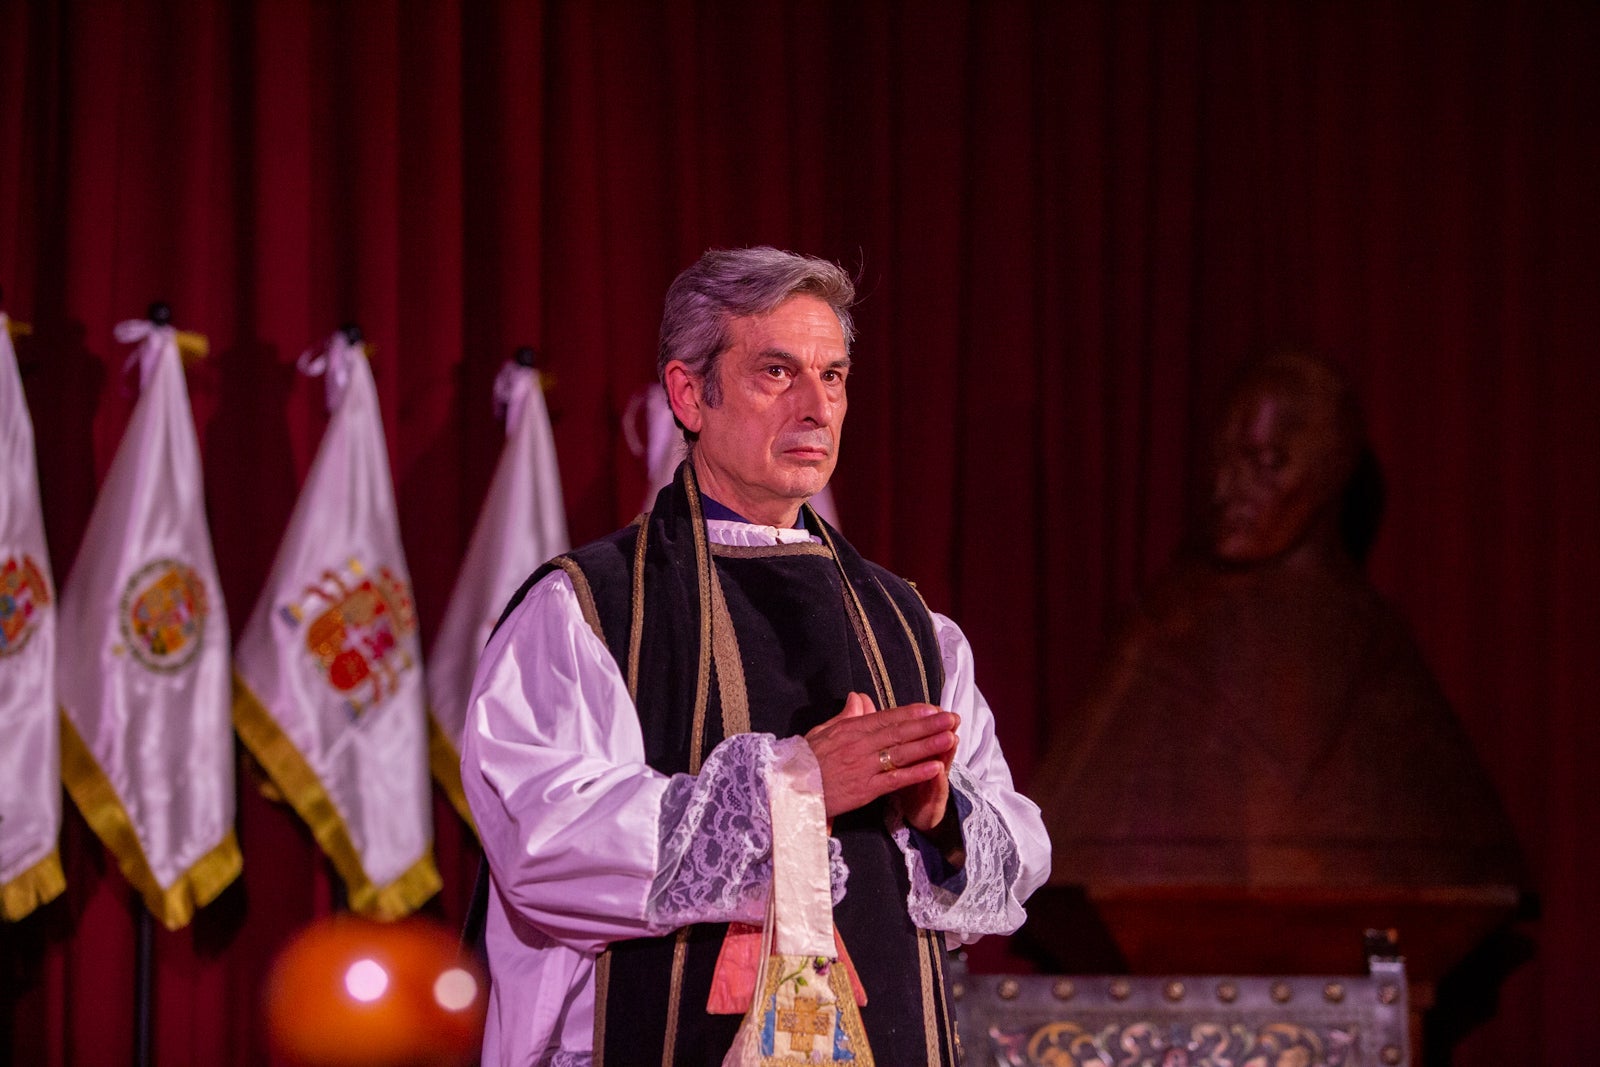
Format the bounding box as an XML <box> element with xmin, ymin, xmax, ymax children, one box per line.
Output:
<box><xmin>776</xmin><ymin>994</ymin><xmax>832</xmax><ymax>1052</ymax></box>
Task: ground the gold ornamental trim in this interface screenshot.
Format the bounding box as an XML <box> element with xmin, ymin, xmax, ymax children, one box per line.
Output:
<box><xmin>550</xmin><ymin>555</ymin><xmax>608</xmax><ymax>650</ymax></box>
<box><xmin>708</xmin><ymin>557</ymin><xmax>751</xmax><ymax>739</ymax></box>
<box><xmin>874</xmin><ymin>575</ymin><xmax>931</xmax><ymax>705</ymax></box>
<box><xmin>232</xmin><ymin>673</ymin><xmax>441</xmax><ymax>919</ymax></box>
<box><xmin>815</xmin><ymin>521</ymin><xmax>898</xmax><ymax>711</ymax></box>
<box><xmin>627</xmin><ymin>507</ymin><xmax>651</xmax><ymax>705</ymax></box>
<box><xmin>661</xmin><ymin>928</ymin><xmax>692</xmax><ymax>1067</ymax></box>
<box><xmin>929</xmin><ymin>929</ymin><xmax>959</xmax><ymax>1059</ymax></box>
<box><xmin>682</xmin><ymin>465</ymin><xmax>714</xmax><ymax>775</ymax></box>
<box><xmin>592</xmin><ymin>949</ymin><xmax>612</xmax><ymax>1065</ymax></box>
<box><xmin>915</xmin><ymin>928</ymin><xmax>942</xmax><ymax>1064</ymax></box>
<box><xmin>0</xmin><ymin>849</ymin><xmax>66</xmax><ymax>921</ymax></box>
<box><xmin>59</xmin><ymin>713</ymin><xmax>242</xmax><ymax>930</ymax></box>
<box><xmin>708</xmin><ymin>541</ymin><xmax>832</xmax><ymax>560</ymax></box>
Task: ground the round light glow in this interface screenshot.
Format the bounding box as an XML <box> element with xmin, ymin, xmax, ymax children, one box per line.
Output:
<box><xmin>344</xmin><ymin>958</ymin><xmax>390</xmax><ymax>1003</ymax></box>
<box><xmin>433</xmin><ymin>968</ymin><xmax>480</xmax><ymax>1012</ymax></box>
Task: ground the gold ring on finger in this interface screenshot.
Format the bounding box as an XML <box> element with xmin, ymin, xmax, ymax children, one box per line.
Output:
<box><xmin>878</xmin><ymin>748</ymin><xmax>896</xmax><ymax>773</ymax></box>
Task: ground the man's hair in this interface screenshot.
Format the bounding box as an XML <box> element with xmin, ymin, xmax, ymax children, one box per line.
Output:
<box><xmin>657</xmin><ymin>247</ymin><xmax>857</xmax><ymax>407</ymax></box>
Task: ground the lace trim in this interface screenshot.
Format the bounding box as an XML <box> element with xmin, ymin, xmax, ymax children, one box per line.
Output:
<box><xmin>894</xmin><ymin>762</ymin><xmax>1025</xmax><ymax>935</ymax></box>
<box><xmin>645</xmin><ymin>733</ymin><xmax>847</xmax><ymax>931</ymax></box>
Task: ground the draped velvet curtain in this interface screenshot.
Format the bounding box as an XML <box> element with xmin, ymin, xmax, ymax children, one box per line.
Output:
<box><xmin>2</xmin><ymin>2</ymin><xmax>1595</xmax><ymax>1063</ymax></box>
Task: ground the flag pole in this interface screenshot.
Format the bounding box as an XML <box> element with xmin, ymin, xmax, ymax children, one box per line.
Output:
<box><xmin>134</xmin><ymin>902</ymin><xmax>154</xmax><ymax>1067</ymax></box>
<box><xmin>322</xmin><ymin>328</ymin><xmax>351</xmax><ymax>925</ymax></box>
<box><xmin>133</xmin><ymin>300</ymin><xmax>170</xmax><ymax>1067</ymax></box>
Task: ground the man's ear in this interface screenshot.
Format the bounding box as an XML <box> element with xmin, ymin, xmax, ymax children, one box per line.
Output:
<box><xmin>663</xmin><ymin>360</ymin><xmax>705</xmax><ymax>435</ymax></box>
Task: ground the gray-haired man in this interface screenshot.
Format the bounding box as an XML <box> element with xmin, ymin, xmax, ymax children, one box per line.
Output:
<box><xmin>462</xmin><ymin>247</ymin><xmax>1050</xmax><ymax>1066</ymax></box>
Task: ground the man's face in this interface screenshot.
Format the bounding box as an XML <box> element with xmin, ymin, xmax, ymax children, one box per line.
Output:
<box><xmin>666</xmin><ymin>293</ymin><xmax>850</xmax><ymax>526</ymax></box>
<box><xmin>1208</xmin><ymin>381</ymin><xmax>1344</xmax><ymax>563</ymax></box>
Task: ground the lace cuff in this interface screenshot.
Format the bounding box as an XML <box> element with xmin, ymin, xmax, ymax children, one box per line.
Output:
<box><xmin>645</xmin><ymin>732</ymin><xmax>848</xmax><ymax>932</ymax></box>
<box><xmin>893</xmin><ymin>762</ymin><xmax>1026</xmax><ymax>936</ymax></box>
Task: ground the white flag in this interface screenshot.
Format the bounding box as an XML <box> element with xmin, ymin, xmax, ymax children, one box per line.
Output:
<box><xmin>56</xmin><ymin>319</ymin><xmax>240</xmax><ymax>930</ymax></box>
<box><xmin>233</xmin><ymin>333</ymin><xmax>440</xmax><ymax>919</ymax></box>
<box><xmin>625</xmin><ymin>383</ymin><xmax>841</xmax><ymax>526</ymax></box>
<box><xmin>0</xmin><ymin>313</ymin><xmax>65</xmax><ymax>921</ymax></box>
<box><xmin>427</xmin><ymin>360</ymin><xmax>568</xmax><ymax>825</ymax></box>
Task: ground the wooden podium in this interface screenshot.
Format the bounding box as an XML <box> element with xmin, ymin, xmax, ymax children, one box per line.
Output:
<box><xmin>1017</xmin><ymin>882</ymin><xmax>1523</xmax><ymax>1065</ymax></box>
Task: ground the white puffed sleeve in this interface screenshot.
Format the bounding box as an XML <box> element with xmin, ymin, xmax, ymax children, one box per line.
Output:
<box><xmin>462</xmin><ymin>571</ymin><xmax>845</xmax><ymax>952</ymax></box>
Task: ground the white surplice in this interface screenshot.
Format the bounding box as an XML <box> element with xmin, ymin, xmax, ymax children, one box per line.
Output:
<box><xmin>461</xmin><ymin>520</ymin><xmax>1051</xmax><ymax>1067</ymax></box>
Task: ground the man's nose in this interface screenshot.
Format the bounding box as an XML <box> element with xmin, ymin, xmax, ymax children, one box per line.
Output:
<box><xmin>796</xmin><ymin>372</ymin><xmax>837</xmax><ymax>426</ymax></box>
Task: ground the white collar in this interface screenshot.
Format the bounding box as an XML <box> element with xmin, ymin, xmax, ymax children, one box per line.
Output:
<box><xmin>704</xmin><ymin>518</ymin><xmax>822</xmax><ymax>548</ymax></box>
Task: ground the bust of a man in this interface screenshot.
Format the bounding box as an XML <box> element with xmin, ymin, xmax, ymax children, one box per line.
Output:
<box><xmin>1035</xmin><ymin>354</ymin><xmax>1520</xmax><ymax>889</ymax></box>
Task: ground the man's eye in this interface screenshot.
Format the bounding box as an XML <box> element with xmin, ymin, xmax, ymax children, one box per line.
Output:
<box><xmin>765</xmin><ymin>365</ymin><xmax>788</xmax><ymax>378</ymax></box>
<box><xmin>822</xmin><ymin>370</ymin><xmax>844</xmax><ymax>383</ymax></box>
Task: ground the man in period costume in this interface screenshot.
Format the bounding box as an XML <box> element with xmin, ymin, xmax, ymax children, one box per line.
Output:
<box><xmin>461</xmin><ymin>247</ymin><xmax>1050</xmax><ymax>1066</ymax></box>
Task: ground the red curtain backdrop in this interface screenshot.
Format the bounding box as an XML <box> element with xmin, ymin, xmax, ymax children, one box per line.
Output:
<box><xmin>2</xmin><ymin>2</ymin><xmax>1596</xmax><ymax>1063</ymax></box>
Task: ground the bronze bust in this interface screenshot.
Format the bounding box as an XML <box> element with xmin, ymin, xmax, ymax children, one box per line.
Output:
<box><xmin>1035</xmin><ymin>353</ymin><xmax>1520</xmax><ymax>890</ymax></box>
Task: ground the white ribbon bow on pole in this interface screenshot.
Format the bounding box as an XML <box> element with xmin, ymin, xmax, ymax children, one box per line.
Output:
<box><xmin>297</xmin><ymin>331</ymin><xmax>361</xmax><ymax>412</ymax></box>
<box><xmin>113</xmin><ymin>320</ymin><xmax>178</xmax><ymax>394</ymax></box>
<box><xmin>492</xmin><ymin>360</ymin><xmax>537</xmax><ymax>437</ymax></box>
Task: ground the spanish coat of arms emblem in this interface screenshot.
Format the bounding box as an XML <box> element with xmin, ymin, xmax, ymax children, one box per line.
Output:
<box><xmin>118</xmin><ymin>558</ymin><xmax>209</xmax><ymax>673</ymax></box>
<box><xmin>279</xmin><ymin>559</ymin><xmax>418</xmax><ymax>720</ymax></box>
<box><xmin>0</xmin><ymin>553</ymin><xmax>52</xmax><ymax>657</ymax></box>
